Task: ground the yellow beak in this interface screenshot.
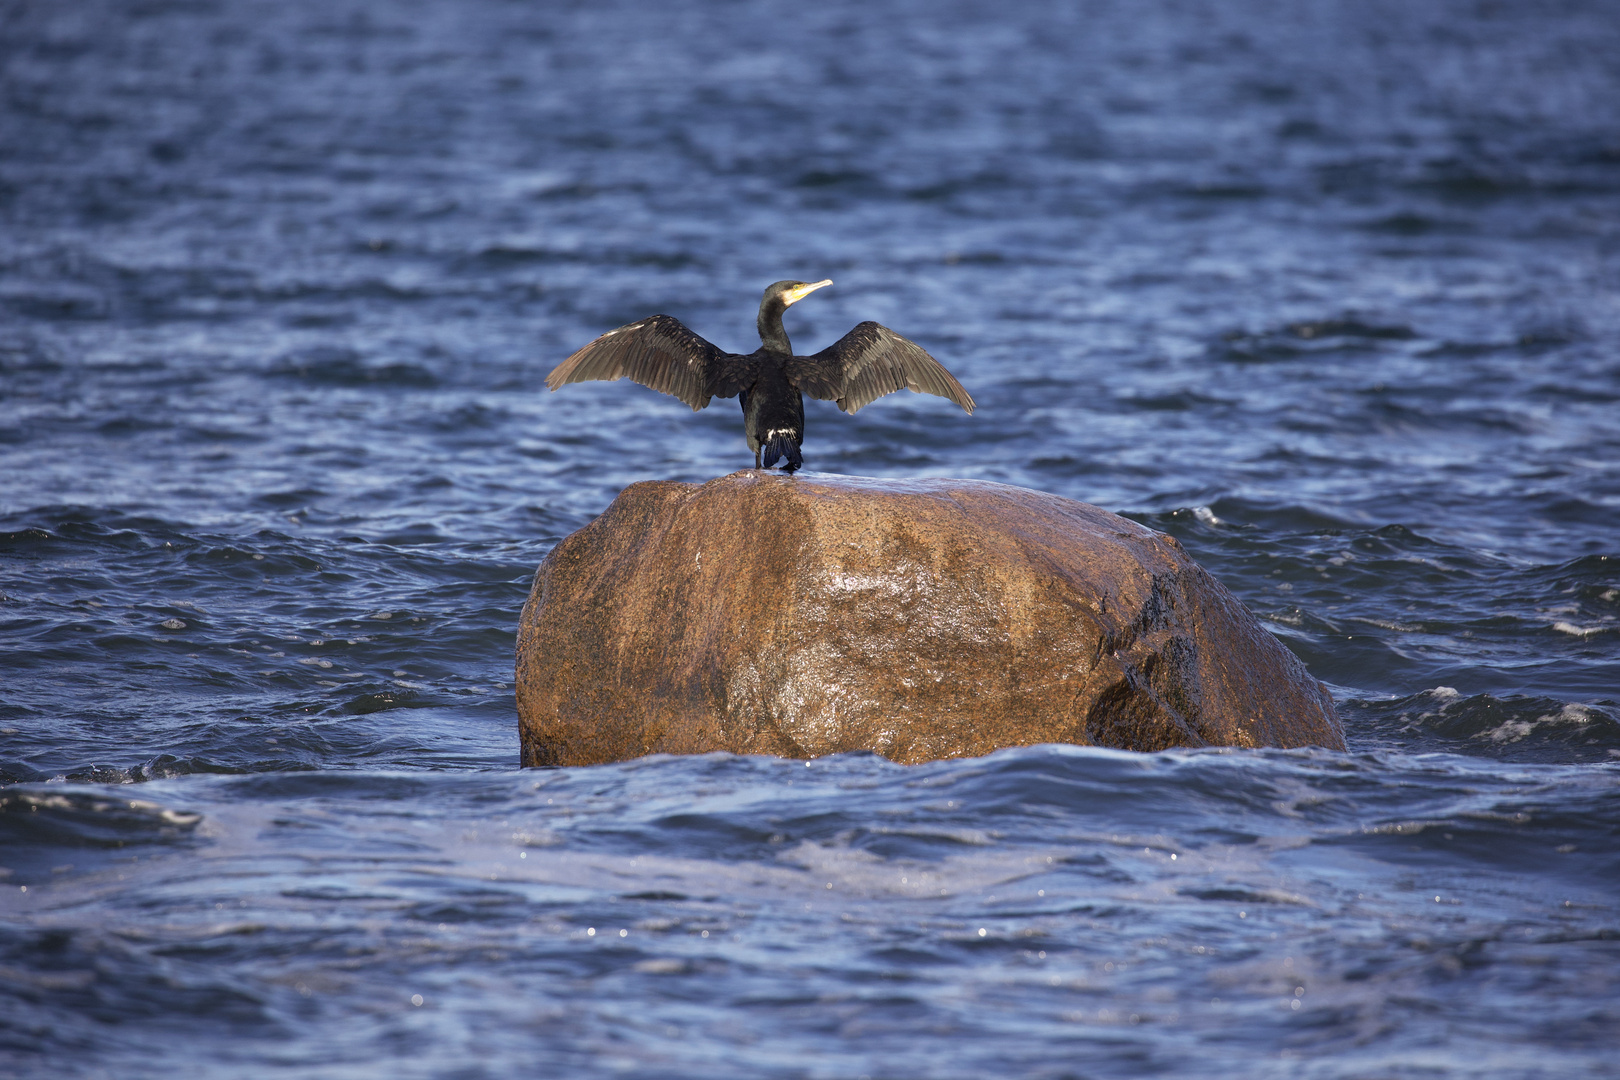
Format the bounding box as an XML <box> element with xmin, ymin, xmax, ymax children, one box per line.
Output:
<box><xmin>783</xmin><ymin>279</ymin><xmax>833</xmax><ymax>305</ymax></box>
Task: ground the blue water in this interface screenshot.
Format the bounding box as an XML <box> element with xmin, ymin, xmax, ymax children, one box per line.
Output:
<box><xmin>2</xmin><ymin>0</ymin><xmax>1618</xmax><ymax>1076</ymax></box>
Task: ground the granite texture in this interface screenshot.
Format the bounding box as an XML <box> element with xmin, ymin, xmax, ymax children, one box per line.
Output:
<box><xmin>516</xmin><ymin>472</ymin><xmax>1345</xmax><ymax>765</ymax></box>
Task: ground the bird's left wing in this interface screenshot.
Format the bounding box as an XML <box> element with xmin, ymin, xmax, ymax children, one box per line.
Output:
<box><xmin>545</xmin><ymin>314</ymin><xmax>730</xmax><ymax>411</ymax></box>
<box><xmin>785</xmin><ymin>321</ymin><xmax>975</xmax><ymax>416</ymax></box>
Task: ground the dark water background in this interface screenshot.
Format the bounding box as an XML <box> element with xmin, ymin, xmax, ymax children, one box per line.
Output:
<box><xmin>3</xmin><ymin>0</ymin><xmax>1618</xmax><ymax>1076</ymax></box>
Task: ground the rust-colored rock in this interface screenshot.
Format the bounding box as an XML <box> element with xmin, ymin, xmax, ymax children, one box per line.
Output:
<box><xmin>516</xmin><ymin>472</ymin><xmax>1344</xmax><ymax>766</ymax></box>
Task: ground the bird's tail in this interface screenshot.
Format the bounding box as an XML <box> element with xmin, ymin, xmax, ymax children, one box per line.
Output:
<box><xmin>760</xmin><ymin>430</ymin><xmax>803</xmax><ymax>474</ymax></box>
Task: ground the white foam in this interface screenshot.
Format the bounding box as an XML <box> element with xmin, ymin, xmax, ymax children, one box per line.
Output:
<box><xmin>1477</xmin><ymin>704</ymin><xmax>1597</xmax><ymax>744</ymax></box>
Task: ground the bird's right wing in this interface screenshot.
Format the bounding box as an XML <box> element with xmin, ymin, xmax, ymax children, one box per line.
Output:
<box><xmin>785</xmin><ymin>321</ymin><xmax>975</xmax><ymax>415</ymax></box>
<box><xmin>545</xmin><ymin>314</ymin><xmax>733</xmax><ymax>411</ymax></box>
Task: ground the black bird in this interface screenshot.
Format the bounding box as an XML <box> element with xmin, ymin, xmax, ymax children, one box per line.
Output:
<box><xmin>545</xmin><ymin>280</ymin><xmax>974</xmax><ymax>472</ymax></box>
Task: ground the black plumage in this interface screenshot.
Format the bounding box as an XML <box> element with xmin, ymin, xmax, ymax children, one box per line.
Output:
<box><xmin>545</xmin><ymin>280</ymin><xmax>974</xmax><ymax>472</ymax></box>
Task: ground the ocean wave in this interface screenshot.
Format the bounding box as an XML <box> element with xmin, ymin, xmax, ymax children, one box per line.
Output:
<box><xmin>1352</xmin><ymin>688</ymin><xmax>1620</xmax><ymax>762</ymax></box>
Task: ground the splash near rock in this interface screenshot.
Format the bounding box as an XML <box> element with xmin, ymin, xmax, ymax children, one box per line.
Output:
<box><xmin>516</xmin><ymin>472</ymin><xmax>1343</xmax><ymax>765</ymax></box>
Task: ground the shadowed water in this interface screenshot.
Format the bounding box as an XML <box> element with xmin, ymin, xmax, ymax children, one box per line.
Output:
<box><xmin>2</xmin><ymin>0</ymin><xmax>1617</xmax><ymax>1076</ymax></box>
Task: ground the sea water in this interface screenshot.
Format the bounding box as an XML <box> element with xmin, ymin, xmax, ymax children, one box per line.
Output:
<box><xmin>2</xmin><ymin>1</ymin><xmax>1617</xmax><ymax>1076</ymax></box>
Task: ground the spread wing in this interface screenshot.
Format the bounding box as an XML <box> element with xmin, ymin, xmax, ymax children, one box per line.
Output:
<box><xmin>783</xmin><ymin>322</ymin><xmax>975</xmax><ymax>416</ymax></box>
<box><xmin>545</xmin><ymin>314</ymin><xmax>736</xmax><ymax>411</ymax></box>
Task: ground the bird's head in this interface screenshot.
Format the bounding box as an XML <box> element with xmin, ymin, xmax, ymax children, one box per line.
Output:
<box><xmin>764</xmin><ymin>279</ymin><xmax>833</xmax><ymax>308</ymax></box>
<box><xmin>757</xmin><ymin>279</ymin><xmax>833</xmax><ymax>352</ymax></box>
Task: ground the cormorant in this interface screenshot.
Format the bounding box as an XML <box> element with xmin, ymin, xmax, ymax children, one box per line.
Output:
<box><xmin>544</xmin><ymin>280</ymin><xmax>974</xmax><ymax>472</ymax></box>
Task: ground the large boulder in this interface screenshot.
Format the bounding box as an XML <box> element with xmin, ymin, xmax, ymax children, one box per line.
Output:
<box><xmin>516</xmin><ymin>472</ymin><xmax>1343</xmax><ymax>766</ymax></box>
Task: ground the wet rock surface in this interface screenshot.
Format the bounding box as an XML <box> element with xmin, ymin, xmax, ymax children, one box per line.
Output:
<box><xmin>517</xmin><ymin>472</ymin><xmax>1344</xmax><ymax>765</ymax></box>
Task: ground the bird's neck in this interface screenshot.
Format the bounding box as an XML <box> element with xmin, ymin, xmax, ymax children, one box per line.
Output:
<box><xmin>757</xmin><ymin>299</ymin><xmax>793</xmax><ymax>355</ymax></box>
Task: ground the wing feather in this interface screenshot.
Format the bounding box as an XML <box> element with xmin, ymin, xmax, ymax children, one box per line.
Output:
<box><xmin>545</xmin><ymin>314</ymin><xmax>732</xmax><ymax>411</ymax></box>
<box><xmin>785</xmin><ymin>322</ymin><xmax>975</xmax><ymax>415</ymax></box>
